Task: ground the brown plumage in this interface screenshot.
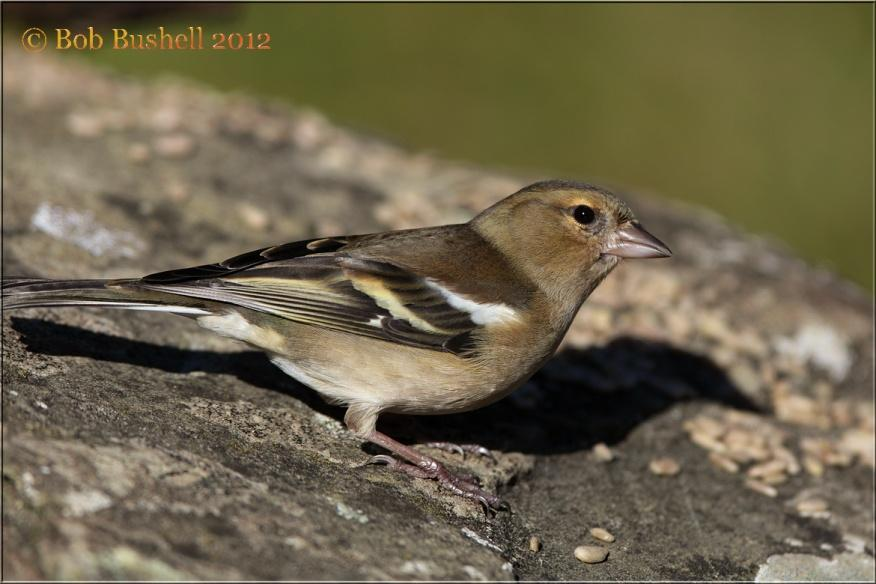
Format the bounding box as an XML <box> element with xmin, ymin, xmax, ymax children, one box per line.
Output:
<box><xmin>2</xmin><ymin>180</ymin><xmax>671</xmax><ymax>510</ymax></box>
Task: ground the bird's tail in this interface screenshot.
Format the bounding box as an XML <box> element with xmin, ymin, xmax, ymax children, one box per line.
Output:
<box><xmin>1</xmin><ymin>278</ymin><xmax>211</xmax><ymax>315</ymax></box>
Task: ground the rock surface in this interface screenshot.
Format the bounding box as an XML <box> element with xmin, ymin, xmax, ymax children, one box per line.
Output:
<box><xmin>3</xmin><ymin>48</ymin><xmax>874</xmax><ymax>580</ymax></box>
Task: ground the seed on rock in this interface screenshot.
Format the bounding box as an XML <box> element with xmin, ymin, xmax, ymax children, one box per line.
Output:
<box><xmin>729</xmin><ymin>363</ymin><xmax>762</xmax><ymax>399</ymax></box>
<box><xmin>796</xmin><ymin>498</ymin><xmax>828</xmax><ymax>515</ymax></box>
<box><xmin>649</xmin><ymin>457</ymin><xmax>680</xmax><ymax>476</ymax></box>
<box><xmin>697</xmin><ymin>311</ymin><xmax>731</xmax><ymax>342</ymax></box>
<box><xmin>592</xmin><ymin>443</ymin><xmax>614</xmax><ymax>462</ymax></box>
<box><xmin>801</xmin><ymin>437</ymin><xmax>826</xmax><ymax>456</ymax></box>
<box><xmin>745</xmin><ymin>479</ymin><xmax>777</xmax><ymax>498</ymax></box>
<box><xmin>724</xmin><ymin>409</ymin><xmax>764</xmax><ymax>428</ymax></box>
<box><xmin>840</xmin><ymin>428</ymin><xmax>875</xmax><ymax>468</ymax></box>
<box><xmin>284</xmin><ymin>536</ymin><xmax>308</xmax><ymax>550</ymax></box>
<box><xmin>590</xmin><ymin>527</ymin><xmax>615</xmax><ymax>543</ymax></box>
<box><xmin>824</xmin><ymin>451</ymin><xmax>853</xmax><ymax>467</ymax></box>
<box><xmin>726</xmin><ymin>447</ymin><xmax>755</xmax><ymax>464</ymax></box>
<box><xmin>748</xmin><ymin>459</ymin><xmax>787</xmax><ymax>478</ymax></box>
<box><xmin>690</xmin><ymin>431</ymin><xmax>727</xmax><ymax>453</ymax></box>
<box><xmin>775</xmin><ymin>394</ymin><xmax>827</xmax><ymax>428</ymax></box>
<box><xmin>574</xmin><ymin>545</ymin><xmax>609</xmax><ymax>564</ymax></box>
<box><xmin>529</xmin><ymin>536</ymin><xmax>542</xmax><ymax>552</ymax></box>
<box><xmin>684</xmin><ymin>415</ymin><xmax>725</xmax><ymax>439</ymax></box>
<box><xmin>760</xmin><ymin>472</ymin><xmax>788</xmax><ymax>486</ymax></box>
<box><xmin>803</xmin><ymin>456</ymin><xmax>824</xmax><ymax>477</ymax></box>
<box><xmin>773</xmin><ymin>447</ymin><xmax>801</xmax><ymax>475</ymax></box>
<box><xmin>709</xmin><ymin>452</ymin><xmax>739</xmax><ymax>473</ymax></box>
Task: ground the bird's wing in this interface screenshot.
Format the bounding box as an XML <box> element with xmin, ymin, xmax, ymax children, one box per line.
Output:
<box><xmin>140</xmin><ymin>236</ymin><xmax>350</xmax><ymax>284</ymax></box>
<box><xmin>136</xmin><ymin>237</ymin><xmax>501</xmax><ymax>356</ymax></box>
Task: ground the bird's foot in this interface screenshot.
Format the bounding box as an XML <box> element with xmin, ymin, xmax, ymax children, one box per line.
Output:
<box><xmin>421</xmin><ymin>441</ymin><xmax>497</xmax><ymax>462</ymax></box>
<box><xmin>366</xmin><ymin>454</ymin><xmax>507</xmax><ymax>513</ymax></box>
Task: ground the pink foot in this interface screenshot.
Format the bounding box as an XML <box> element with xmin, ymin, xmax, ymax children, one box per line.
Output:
<box><xmin>366</xmin><ymin>454</ymin><xmax>507</xmax><ymax>513</ymax></box>
<box><xmin>422</xmin><ymin>441</ymin><xmax>497</xmax><ymax>461</ymax></box>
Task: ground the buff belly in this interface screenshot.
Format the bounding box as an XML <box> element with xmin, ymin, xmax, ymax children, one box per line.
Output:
<box><xmin>196</xmin><ymin>309</ymin><xmax>528</xmax><ymax>416</ymax></box>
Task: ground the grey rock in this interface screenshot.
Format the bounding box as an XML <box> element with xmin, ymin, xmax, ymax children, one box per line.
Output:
<box><xmin>3</xmin><ymin>48</ymin><xmax>873</xmax><ymax>580</ymax></box>
<box><xmin>755</xmin><ymin>552</ymin><xmax>875</xmax><ymax>582</ymax></box>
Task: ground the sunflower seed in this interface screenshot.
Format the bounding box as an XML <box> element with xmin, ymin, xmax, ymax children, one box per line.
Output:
<box><xmin>649</xmin><ymin>457</ymin><xmax>680</xmax><ymax>476</ymax></box>
<box><xmin>796</xmin><ymin>498</ymin><xmax>828</xmax><ymax>515</ymax></box>
<box><xmin>745</xmin><ymin>479</ymin><xmax>777</xmax><ymax>498</ymax></box>
<box><xmin>748</xmin><ymin>459</ymin><xmax>787</xmax><ymax>478</ymax></box>
<box><xmin>592</xmin><ymin>443</ymin><xmax>615</xmax><ymax>462</ymax></box>
<box><xmin>590</xmin><ymin>527</ymin><xmax>615</xmax><ymax>543</ymax></box>
<box><xmin>708</xmin><ymin>452</ymin><xmax>739</xmax><ymax>473</ymax></box>
<box><xmin>574</xmin><ymin>545</ymin><xmax>609</xmax><ymax>564</ymax></box>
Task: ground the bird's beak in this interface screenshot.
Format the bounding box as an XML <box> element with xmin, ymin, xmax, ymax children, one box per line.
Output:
<box><xmin>604</xmin><ymin>222</ymin><xmax>672</xmax><ymax>259</ymax></box>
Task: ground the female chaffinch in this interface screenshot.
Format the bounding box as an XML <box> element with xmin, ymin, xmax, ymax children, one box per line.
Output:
<box><xmin>3</xmin><ymin>179</ymin><xmax>670</xmax><ymax>510</ymax></box>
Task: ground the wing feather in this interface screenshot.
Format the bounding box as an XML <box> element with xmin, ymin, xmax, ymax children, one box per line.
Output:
<box><xmin>136</xmin><ymin>237</ymin><xmax>512</xmax><ymax>357</ymax></box>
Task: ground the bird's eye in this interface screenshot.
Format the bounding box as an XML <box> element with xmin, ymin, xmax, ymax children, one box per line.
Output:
<box><xmin>573</xmin><ymin>205</ymin><xmax>596</xmax><ymax>225</ymax></box>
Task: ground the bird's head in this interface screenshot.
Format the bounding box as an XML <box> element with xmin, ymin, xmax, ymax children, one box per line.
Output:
<box><xmin>471</xmin><ymin>180</ymin><xmax>671</xmax><ymax>302</ymax></box>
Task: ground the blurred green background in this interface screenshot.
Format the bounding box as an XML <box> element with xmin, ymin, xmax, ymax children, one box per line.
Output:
<box><xmin>5</xmin><ymin>3</ymin><xmax>874</xmax><ymax>289</ymax></box>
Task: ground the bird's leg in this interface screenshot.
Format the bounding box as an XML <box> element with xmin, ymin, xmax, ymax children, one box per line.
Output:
<box><xmin>344</xmin><ymin>405</ymin><xmax>506</xmax><ymax>511</ymax></box>
<box><xmin>421</xmin><ymin>441</ymin><xmax>496</xmax><ymax>461</ymax></box>
<box><xmin>365</xmin><ymin>429</ymin><xmax>506</xmax><ymax>512</ymax></box>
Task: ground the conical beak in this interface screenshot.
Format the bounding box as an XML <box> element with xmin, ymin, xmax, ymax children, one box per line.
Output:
<box><xmin>604</xmin><ymin>222</ymin><xmax>672</xmax><ymax>259</ymax></box>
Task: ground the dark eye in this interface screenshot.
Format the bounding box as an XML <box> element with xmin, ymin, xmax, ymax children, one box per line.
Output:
<box><xmin>573</xmin><ymin>205</ymin><xmax>596</xmax><ymax>225</ymax></box>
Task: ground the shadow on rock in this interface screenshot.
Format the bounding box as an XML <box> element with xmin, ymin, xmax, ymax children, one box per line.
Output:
<box><xmin>383</xmin><ymin>336</ymin><xmax>762</xmax><ymax>456</ymax></box>
<box><xmin>6</xmin><ymin>316</ymin><xmax>341</xmax><ymax>420</ymax></box>
<box><xmin>8</xmin><ymin>317</ymin><xmax>759</xmax><ymax>457</ymax></box>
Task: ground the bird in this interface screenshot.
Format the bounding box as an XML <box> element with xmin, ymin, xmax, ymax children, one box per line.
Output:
<box><xmin>2</xmin><ymin>180</ymin><xmax>671</xmax><ymax>511</ymax></box>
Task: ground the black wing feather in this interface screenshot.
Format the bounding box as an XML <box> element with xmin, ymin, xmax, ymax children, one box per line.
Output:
<box><xmin>142</xmin><ymin>237</ymin><xmax>348</xmax><ymax>284</ymax></box>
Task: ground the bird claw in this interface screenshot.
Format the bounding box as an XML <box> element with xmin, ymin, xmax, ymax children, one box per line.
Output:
<box><xmin>427</xmin><ymin>442</ymin><xmax>465</xmax><ymax>456</ymax></box>
<box><xmin>422</xmin><ymin>441</ymin><xmax>497</xmax><ymax>462</ymax></box>
<box><xmin>434</xmin><ymin>467</ymin><xmax>508</xmax><ymax>512</ymax></box>
<box><xmin>465</xmin><ymin>445</ymin><xmax>497</xmax><ymax>462</ymax></box>
<box><xmin>364</xmin><ymin>454</ymin><xmax>397</xmax><ymax>467</ymax></box>
<box><xmin>363</xmin><ymin>453</ymin><xmax>507</xmax><ymax>512</ymax></box>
